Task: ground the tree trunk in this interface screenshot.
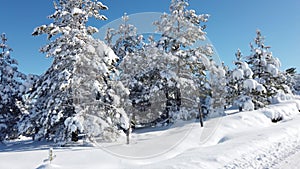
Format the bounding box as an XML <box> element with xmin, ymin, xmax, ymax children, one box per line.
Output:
<box><xmin>198</xmin><ymin>104</ymin><xmax>204</xmax><ymax>127</ymax></box>
<box><xmin>126</xmin><ymin>129</ymin><xmax>130</xmax><ymax>145</ymax></box>
<box><xmin>126</xmin><ymin>115</ymin><xmax>132</xmax><ymax>145</ymax></box>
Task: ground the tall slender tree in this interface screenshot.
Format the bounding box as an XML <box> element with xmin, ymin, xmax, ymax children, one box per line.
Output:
<box><xmin>0</xmin><ymin>33</ymin><xmax>26</xmax><ymax>141</ymax></box>
<box><xmin>154</xmin><ymin>0</ymin><xmax>225</xmax><ymax>118</ymax></box>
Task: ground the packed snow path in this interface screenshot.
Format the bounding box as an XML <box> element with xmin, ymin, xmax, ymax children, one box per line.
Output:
<box><xmin>0</xmin><ymin>100</ymin><xmax>300</xmax><ymax>169</ymax></box>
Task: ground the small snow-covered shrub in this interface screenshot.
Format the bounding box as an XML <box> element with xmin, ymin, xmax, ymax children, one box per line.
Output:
<box><xmin>270</xmin><ymin>89</ymin><xmax>293</xmax><ymax>104</ymax></box>
<box><xmin>262</xmin><ymin>101</ymin><xmax>300</xmax><ymax>122</ymax></box>
<box><xmin>243</xmin><ymin>99</ymin><xmax>254</xmax><ymax>111</ymax></box>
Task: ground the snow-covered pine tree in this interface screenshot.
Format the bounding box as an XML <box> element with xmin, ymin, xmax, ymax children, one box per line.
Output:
<box><xmin>224</xmin><ymin>62</ymin><xmax>235</xmax><ymax>109</ymax></box>
<box><xmin>0</xmin><ymin>33</ymin><xmax>26</xmax><ymax>141</ymax></box>
<box><xmin>105</xmin><ymin>13</ymin><xmax>143</xmax><ymax>62</ymax></box>
<box><xmin>19</xmin><ymin>0</ymin><xmax>129</xmax><ymax>144</ymax></box>
<box><xmin>119</xmin><ymin>0</ymin><xmax>213</xmax><ymax>125</ymax></box>
<box><xmin>282</xmin><ymin>67</ymin><xmax>296</xmax><ymax>94</ymax></box>
<box><xmin>287</xmin><ymin>68</ymin><xmax>300</xmax><ymax>95</ymax></box>
<box><xmin>105</xmin><ymin>14</ymin><xmax>158</xmax><ymax>126</ymax></box>
<box><xmin>154</xmin><ymin>0</ymin><xmax>209</xmax><ymax>52</ymax></box>
<box><xmin>119</xmin><ymin>37</ymin><xmax>172</xmax><ymax>126</ymax></box>
<box><xmin>122</xmin><ymin>0</ymin><xmax>215</xmax><ymax>123</ymax></box>
<box><xmin>188</xmin><ymin>49</ymin><xmax>212</xmax><ymax>118</ymax></box>
<box><xmin>208</xmin><ymin>62</ymin><xmax>226</xmax><ymax>116</ymax></box>
<box><xmin>293</xmin><ymin>73</ymin><xmax>300</xmax><ymax>95</ymax></box>
<box><xmin>246</xmin><ymin>30</ymin><xmax>287</xmax><ymax>106</ymax></box>
<box><xmin>119</xmin><ymin>0</ymin><xmax>218</xmax><ymax>125</ymax></box>
<box><xmin>154</xmin><ymin>0</ymin><xmax>218</xmax><ymax>119</ymax></box>
<box><xmin>228</xmin><ymin>49</ymin><xmax>266</xmax><ymax>111</ymax></box>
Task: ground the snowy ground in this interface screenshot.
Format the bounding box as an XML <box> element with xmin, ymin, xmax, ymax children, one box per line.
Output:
<box><xmin>1</xmin><ymin>99</ymin><xmax>300</xmax><ymax>169</ymax></box>
<box><xmin>274</xmin><ymin>149</ymin><xmax>300</xmax><ymax>169</ymax></box>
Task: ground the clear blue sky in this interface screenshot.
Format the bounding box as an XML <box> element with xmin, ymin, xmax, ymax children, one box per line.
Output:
<box><xmin>0</xmin><ymin>0</ymin><xmax>299</xmax><ymax>75</ymax></box>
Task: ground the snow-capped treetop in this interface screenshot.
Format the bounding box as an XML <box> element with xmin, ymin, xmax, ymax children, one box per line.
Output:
<box><xmin>247</xmin><ymin>30</ymin><xmax>280</xmax><ymax>78</ymax></box>
<box><xmin>246</xmin><ymin>30</ymin><xmax>288</xmax><ymax>99</ymax></box>
<box><xmin>105</xmin><ymin>13</ymin><xmax>143</xmax><ymax>60</ymax></box>
<box><xmin>0</xmin><ymin>33</ymin><xmax>12</xmax><ymax>53</ymax></box>
<box><xmin>235</xmin><ymin>49</ymin><xmax>242</xmax><ymax>61</ymax></box>
<box><xmin>32</xmin><ymin>0</ymin><xmax>108</xmax><ymax>59</ymax></box>
<box><xmin>154</xmin><ymin>0</ymin><xmax>209</xmax><ymax>51</ymax></box>
<box><xmin>0</xmin><ymin>33</ymin><xmax>26</xmax><ymax>102</ymax></box>
<box><xmin>254</xmin><ymin>30</ymin><xmax>265</xmax><ymax>48</ymax></box>
<box><xmin>233</xmin><ymin>49</ymin><xmax>254</xmax><ymax>80</ymax></box>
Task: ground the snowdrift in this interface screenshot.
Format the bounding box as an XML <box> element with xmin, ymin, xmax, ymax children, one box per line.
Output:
<box><xmin>0</xmin><ymin>99</ymin><xmax>300</xmax><ymax>169</ymax></box>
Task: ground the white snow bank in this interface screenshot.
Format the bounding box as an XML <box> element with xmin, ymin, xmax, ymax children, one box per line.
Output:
<box><xmin>144</xmin><ymin>101</ymin><xmax>300</xmax><ymax>169</ymax></box>
<box><xmin>271</xmin><ymin>89</ymin><xmax>294</xmax><ymax>104</ymax></box>
<box><xmin>262</xmin><ymin>100</ymin><xmax>300</xmax><ymax>121</ymax></box>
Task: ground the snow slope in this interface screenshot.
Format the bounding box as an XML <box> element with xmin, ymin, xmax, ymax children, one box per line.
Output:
<box><xmin>274</xmin><ymin>147</ymin><xmax>300</xmax><ymax>169</ymax></box>
<box><xmin>1</xmin><ymin>99</ymin><xmax>300</xmax><ymax>169</ymax></box>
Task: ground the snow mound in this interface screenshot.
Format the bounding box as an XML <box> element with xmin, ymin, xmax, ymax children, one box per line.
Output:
<box><xmin>243</xmin><ymin>99</ymin><xmax>254</xmax><ymax>111</ymax></box>
<box><xmin>271</xmin><ymin>89</ymin><xmax>294</xmax><ymax>104</ymax></box>
<box><xmin>262</xmin><ymin>100</ymin><xmax>300</xmax><ymax>121</ymax></box>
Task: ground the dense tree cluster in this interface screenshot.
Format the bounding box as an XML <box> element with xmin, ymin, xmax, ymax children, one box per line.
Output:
<box><xmin>0</xmin><ymin>0</ymin><xmax>298</xmax><ymax>144</ymax></box>
<box><xmin>225</xmin><ymin>30</ymin><xmax>293</xmax><ymax>111</ymax></box>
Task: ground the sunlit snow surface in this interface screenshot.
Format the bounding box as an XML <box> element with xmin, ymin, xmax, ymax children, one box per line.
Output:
<box><xmin>1</xmin><ymin>97</ymin><xmax>300</xmax><ymax>169</ymax></box>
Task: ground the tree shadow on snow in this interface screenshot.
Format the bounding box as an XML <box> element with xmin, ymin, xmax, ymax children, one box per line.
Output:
<box><xmin>133</xmin><ymin>119</ymin><xmax>197</xmax><ymax>134</ymax></box>
<box><xmin>0</xmin><ymin>139</ymin><xmax>92</xmax><ymax>153</ymax></box>
<box><xmin>0</xmin><ymin>139</ymin><xmax>52</xmax><ymax>152</ymax></box>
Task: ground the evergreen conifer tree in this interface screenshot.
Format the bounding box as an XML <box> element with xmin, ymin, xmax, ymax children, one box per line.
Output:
<box><xmin>246</xmin><ymin>30</ymin><xmax>287</xmax><ymax>107</ymax></box>
<box><xmin>120</xmin><ymin>0</ymin><xmax>216</xmax><ymax>123</ymax></box>
<box><xmin>0</xmin><ymin>33</ymin><xmax>26</xmax><ymax>141</ymax></box>
<box><xmin>19</xmin><ymin>0</ymin><xmax>129</xmax><ymax>144</ymax></box>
